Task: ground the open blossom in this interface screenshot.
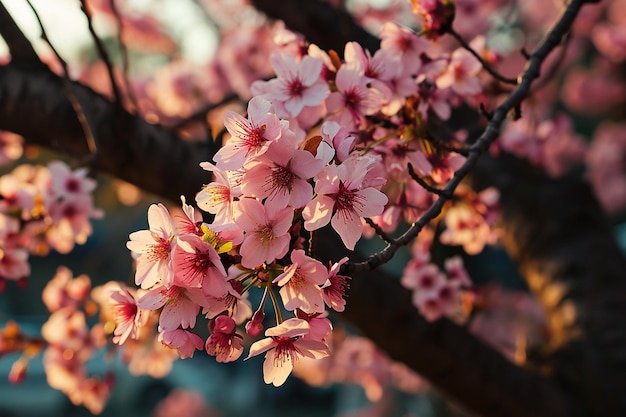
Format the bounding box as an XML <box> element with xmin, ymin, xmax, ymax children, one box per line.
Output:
<box><xmin>303</xmin><ymin>156</ymin><xmax>388</xmax><ymax>250</ymax></box>
<box><xmin>213</xmin><ymin>96</ymin><xmax>283</xmax><ymax>170</ymax></box>
<box><xmin>196</xmin><ymin>162</ymin><xmax>241</xmax><ymax>226</ymax></box>
<box><xmin>273</xmin><ymin>249</ymin><xmax>328</xmax><ymax>313</ymax></box>
<box><xmin>205</xmin><ymin>315</ymin><xmax>243</xmax><ymax>362</ymax></box>
<box><xmin>326</xmin><ymin>65</ymin><xmax>385</xmax><ymax>129</ymax></box>
<box><xmin>138</xmin><ymin>284</ymin><xmax>199</xmax><ymax>332</ymax></box>
<box><xmin>46</xmin><ymin>194</ymin><xmax>104</xmax><ymax>254</ymax></box>
<box><xmin>158</xmin><ymin>329</ymin><xmax>204</xmax><ymax>359</ymax></box>
<box><xmin>241</xmin><ymin>132</ymin><xmax>323</xmax><ymax>211</ymax></box>
<box><xmin>47</xmin><ymin>160</ymin><xmax>97</xmax><ymax>202</ymax></box>
<box><xmin>42</xmin><ymin>266</ymin><xmax>91</xmax><ymax>312</ymax></box>
<box><xmin>233</xmin><ymin>198</ymin><xmax>293</xmax><ymax>268</ymax></box>
<box><xmin>322</xmin><ymin>257</ymin><xmax>350</xmax><ymax>312</ymax></box>
<box><xmin>126</xmin><ymin>203</ymin><xmax>176</xmax><ymax>289</ymax></box>
<box><xmin>436</xmin><ymin>48</ymin><xmax>482</xmax><ymax>96</ymax></box>
<box><xmin>172</xmin><ymin>234</ymin><xmax>229</xmax><ymax>296</ymax></box>
<box><xmin>265</xmin><ymin>53</ymin><xmax>330</xmax><ymax>118</ymax></box>
<box><xmin>104</xmin><ymin>282</ymin><xmax>145</xmax><ymax>345</ymax></box>
<box><xmin>246</xmin><ymin>318</ymin><xmax>330</xmax><ymax>387</ymax></box>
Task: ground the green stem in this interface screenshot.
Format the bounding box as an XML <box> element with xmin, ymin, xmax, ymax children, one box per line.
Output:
<box><xmin>267</xmin><ymin>283</ymin><xmax>283</xmax><ymax>325</ymax></box>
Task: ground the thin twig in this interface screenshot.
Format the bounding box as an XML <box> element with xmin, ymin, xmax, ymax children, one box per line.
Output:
<box><xmin>344</xmin><ymin>0</ymin><xmax>592</xmax><ymax>275</ymax></box>
<box><xmin>363</xmin><ymin>218</ymin><xmax>394</xmax><ymax>244</ymax></box>
<box><xmin>108</xmin><ymin>0</ymin><xmax>139</xmax><ymax>112</ymax></box>
<box><xmin>79</xmin><ymin>0</ymin><xmax>123</xmax><ymax>106</ymax></box>
<box><xmin>448</xmin><ymin>28</ymin><xmax>519</xmax><ymax>86</ymax></box>
<box><xmin>407</xmin><ymin>163</ymin><xmax>450</xmax><ymax>197</ymax></box>
<box><xmin>25</xmin><ymin>0</ymin><xmax>98</xmax><ymax>156</ymax></box>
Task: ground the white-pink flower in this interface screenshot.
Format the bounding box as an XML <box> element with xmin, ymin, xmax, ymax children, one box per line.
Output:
<box><xmin>138</xmin><ymin>284</ymin><xmax>199</xmax><ymax>332</ymax></box>
<box><xmin>158</xmin><ymin>329</ymin><xmax>204</xmax><ymax>359</ymax></box>
<box><xmin>126</xmin><ymin>203</ymin><xmax>176</xmax><ymax>289</ymax></box>
<box><xmin>241</xmin><ymin>134</ymin><xmax>323</xmax><ymax>211</ymax></box>
<box><xmin>266</xmin><ymin>53</ymin><xmax>330</xmax><ymax>118</ymax></box>
<box><xmin>436</xmin><ymin>48</ymin><xmax>482</xmax><ymax>96</ymax></box>
<box><xmin>233</xmin><ymin>198</ymin><xmax>293</xmax><ymax>268</ymax></box>
<box><xmin>326</xmin><ymin>66</ymin><xmax>385</xmax><ymax>129</ymax></box>
<box><xmin>172</xmin><ymin>234</ymin><xmax>229</xmax><ymax>296</ymax></box>
<box><xmin>213</xmin><ymin>97</ymin><xmax>283</xmax><ymax>170</ymax></box>
<box><xmin>273</xmin><ymin>249</ymin><xmax>328</xmax><ymax>313</ymax></box>
<box><xmin>196</xmin><ymin>161</ymin><xmax>241</xmax><ymax>226</ymax></box>
<box><xmin>303</xmin><ymin>156</ymin><xmax>388</xmax><ymax>250</ymax></box>
<box><xmin>246</xmin><ymin>318</ymin><xmax>330</xmax><ymax>387</ymax></box>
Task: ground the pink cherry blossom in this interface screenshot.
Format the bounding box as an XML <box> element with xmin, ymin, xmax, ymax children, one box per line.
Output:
<box><xmin>172</xmin><ymin>234</ymin><xmax>228</xmax><ymax>296</ymax></box>
<box><xmin>303</xmin><ymin>156</ymin><xmax>388</xmax><ymax>250</ymax></box>
<box><xmin>241</xmin><ymin>133</ymin><xmax>323</xmax><ymax>211</ymax></box>
<box><xmin>138</xmin><ymin>284</ymin><xmax>199</xmax><ymax>332</ymax></box>
<box><xmin>42</xmin><ymin>266</ymin><xmax>91</xmax><ymax>312</ymax></box>
<box><xmin>273</xmin><ymin>249</ymin><xmax>328</xmax><ymax>313</ymax></box>
<box><xmin>233</xmin><ymin>198</ymin><xmax>293</xmax><ymax>268</ymax></box>
<box><xmin>47</xmin><ymin>160</ymin><xmax>97</xmax><ymax>201</ymax></box>
<box><xmin>265</xmin><ymin>53</ymin><xmax>330</xmax><ymax>118</ymax></box>
<box><xmin>326</xmin><ymin>66</ymin><xmax>385</xmax><ymax>129</ymax></box>
<box><xmin>246</xmin><ymin>318</ymin><xmax>330</xmax><ymax>387</ymax></box>
<box><xmin>196</xmin><ymin>161</ymin><xmax>241</xmax><ymax>226</ymax></box>
<box><xmin>213</xmin><ymin>96</ymin><xmax>283</xmax><ymax>170</ymax></box>
<box><xmin>321</xmin><ymin>257</ymin><xmax>350</xmax><ymax>312</ymax></box>
<box><xmin>104</xmin><ymin>282</ymin><xmax>145</xmax><ymax>345</ymax></box>
<box><xmin>436</xmin><ymin>48</ymin><xmax>483</xmax><ymax>96</ymax></box>
<box><xmin>126</xmin><ymin>203</ymin><xmax>176</xmax><ymax>289</ymax></box>
<box><xmin>158</xmin><ymin>328</ymin><xmax>204</xmax><ymax>359</ymax></box>
<box><xmin>205</xmin><ymin>315</ymin><xmax>243</xmax><ymax>362</ymax></box>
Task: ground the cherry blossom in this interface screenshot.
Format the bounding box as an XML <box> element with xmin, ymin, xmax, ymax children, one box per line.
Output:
<box><xmin>196</xmin><ymin>161</ymin><xmax>241</xmax><ymax>226</ymax></box>
<box><xmin>213</xmin><ymin>96</ymin><xmax>283</xmax><ymax>170</ymax></box>
<box><xmin>246</xmin><ymin>318</ymin><xmax>330</xmax><ymax>387</ymax></box>
<box><xmin>172</xmin><ymin>233</ymin><xmax>229</xmax><ymax>296</ymax></box>
<box><xmin>233</xmin><ymin>197</ymin><xmax>293</xmax><ymax>268</ymax></box>
<box><xmin>158</xmin><ymin>329</ymin><xmax>204</xmax><ymax>359</ymax></box>
<box><xmin>264</xmin><ymin>53</ymin><xmax>330</xmax><ymax>118</ymax></box>
<box><xmin>273</xmin><ymin>249</ymin><xmax>328</xmax><ymax>313</ymax></box>
<box><xmin>205</xmin><ymin>315</ymin><xmax>244</xmax><ymax>362</ymax></box>
<box><xmin>137</xmin><ymin>284</ymin><xmax>199</xmax><ymax>332</ymax></box>
<box><xmin>303</xmin><ymin>155</ymin><xmax>388</xmax><ymax>250</ymax></box>
<box><xmin>126</xmin><ymin>203</ymin><xmax>176</xmax><ymax>289</ymax></box>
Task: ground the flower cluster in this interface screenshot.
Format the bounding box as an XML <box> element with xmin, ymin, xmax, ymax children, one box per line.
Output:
<box><xmin>0</xmin><ymin>160</ymin><xmax>103</xmax><ymax>290</ymax></box>
<box><xmin>116</xmin><ymin>18</ymin><xmax>500</xmax><ymax>387</ymax></box>
<box><xmin>401</xmin><ymin>249</ymin><xmax>472</xmax><ymax>322</ymax></box>
<box><xmin>40</xmin><ymin>267</ymin><xmax>111</xmax><ymax>414</ymax></box>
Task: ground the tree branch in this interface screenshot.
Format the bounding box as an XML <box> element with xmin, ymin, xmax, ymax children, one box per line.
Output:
<box><xmin>0</xmin><ymin>1</ymin><xmax>45</xmax><ymax>69</ymax></box>
<box><xmin>250</xmin><ymin>0</ymin><xmax>380</xmax><ymax>54</ymax></box>
<box><xmin>0</xmin><ymin>63</ymin><xmax>212</xmax><ymax>202</ymax></box>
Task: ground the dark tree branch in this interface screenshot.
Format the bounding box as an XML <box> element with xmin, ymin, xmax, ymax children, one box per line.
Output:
<box><xmin>470</xmin><ymin>154</ymin><xmax>626</xmax><ymax>416</ymax></box>
<box><xmin>25</xmin><ymin>0</ymin><xmax>98</xmax><ymax>157</ymax></box>
<box><xmin>344</xmin><ymin>0</ymin><xmax>590</xmax><ymax>275</ymax></box>
<box><xmin>250</xmin><ymin>0</ymin><xmax>380</xmax><ymax>54</ymax></box>
<box><xmin>0</xmin><ymin>1</ymin><xmax>45</xmax><ymax>70</ymax></box>
<box><xmin>0</xmin><ymin>64</ymin><xmax>212</xmax><ymax>202</ymax></box>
